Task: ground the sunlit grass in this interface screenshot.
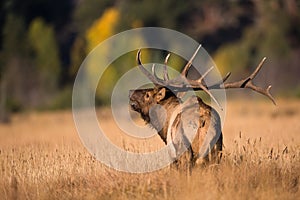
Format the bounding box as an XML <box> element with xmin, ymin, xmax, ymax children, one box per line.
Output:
<box><xmin>0</xmin><ymin>99</ymin><xmax>299</xmax><ymax>199</ymax></box>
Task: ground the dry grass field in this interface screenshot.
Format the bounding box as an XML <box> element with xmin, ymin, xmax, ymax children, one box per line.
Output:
<box><xmin>0</xmin><ymin>99</ymin><xmax>299</xmax><ymax>199</ymax></box>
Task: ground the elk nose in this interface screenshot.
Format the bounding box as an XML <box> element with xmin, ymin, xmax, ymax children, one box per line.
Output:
<box><xmin>130</xmin><ymin>101</ymin><xmax>138</xmax><ymax>110</ymax></box>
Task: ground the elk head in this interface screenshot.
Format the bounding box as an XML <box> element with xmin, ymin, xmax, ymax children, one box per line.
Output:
<box><xmin>129</xmin><ymin>87</ymin><xmax>169</xmax><ymax>123</ymax></box>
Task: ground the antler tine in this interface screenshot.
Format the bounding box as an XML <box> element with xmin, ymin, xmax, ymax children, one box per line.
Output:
<box><xmin>163</xmin><ymin>53</ymin><xmax>170</xmax><ymax>81</ymax></box>
<box><xmin>137</xmin><ymin>50</ymin><xmax>161</xmax><ymax>85</ymax></box>
<box><xmin>222</xmin><ymin>57</ymin><xmax>276</xmax><ymax>105</ymax></box>
<box><xmin>239</xmin><ymin>57</ymin><xmax>276</xmax><ymax>105</ymax></box>
<box><xmin>187</xmin><ymin>66</ymin><xmax>222</xmax><ymax>110</ymax></box>
<box><xmin>151</xmin><ymin>64</ymin><xmax>161</xmax><ymax>80</ymax></box>
<box><xmin>246</xmin><ymin>83</ymin><xmax>276</xmax><ymax>105</ymax></box>
<box><xmin>221</xmin><ymin>72</ymin><xmax>231</xmax><ymax>83</ymax></box>
<box><xmin>266</xmin><ymin>86</ymin><xmax>276</xmax><ymax>105</ymax></box>
<box><xmin>242</xmin><ymin>57</ymin><xmax>275</xmax><ymax>105</ymax></box>
<box><xmin>208</xmin><ymin>72</ymin><xmax>231</xmax><ymax>89</ymax></box>
<box><xmin>181</xmin><ymin>44</ymin><xmax>202</xmax><ymax>77</ymax></box>
<box><xmin>188</xmin><ymin>66</ymin><xmax>214</xmax><ymax>87</ymax></box>
<box><xmin>244</xmin><ymin>58</ymin><xmax>276</xmax><ymax>105</ymax></box>
<box><xmin>249</xmin><ymin>57</ymin><xmax>266</xmax><ymax>80</ymax></box>
<box><xmin>198</xmin><ymin>66</ymin><xmax>214</xmax><ymax>83</ymax></box>
<box><xmin>200</xmin><ymin>85</ymin><xmax>223</xmax><ymax>110</ymax></box>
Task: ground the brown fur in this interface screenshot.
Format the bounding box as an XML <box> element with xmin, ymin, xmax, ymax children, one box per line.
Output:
<box><xmin>129</xmin><ymin>87</ymin><xmax>223</xmax><ymax>169</ymax></box>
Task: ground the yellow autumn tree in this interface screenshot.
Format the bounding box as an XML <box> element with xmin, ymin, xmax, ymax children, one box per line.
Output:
<box><xmin>84</xmin><ymin>7</ymin><xmax>150</xmax><ymax>104</ymax></box>
<box><xmin>86</xmin><ymin>8</ymin><xmax>119</xmax><ymax>52</ymax></box>
<box><xmin>85</xmin><ymin>8</ymin><xmax>120</xmax><ymax>104</ymax></box>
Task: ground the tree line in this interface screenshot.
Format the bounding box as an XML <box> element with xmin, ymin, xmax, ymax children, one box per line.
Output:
<box><xmin>0</xmin><ymin>0</ymin><xmax>299</xmax><ymax>122</ymax></box>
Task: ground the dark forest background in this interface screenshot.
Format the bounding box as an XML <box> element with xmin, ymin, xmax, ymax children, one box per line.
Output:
<box><xmin>0</xmin><ymin>0</ymin><xmax>300</xmax><ymax>122</ymax></box>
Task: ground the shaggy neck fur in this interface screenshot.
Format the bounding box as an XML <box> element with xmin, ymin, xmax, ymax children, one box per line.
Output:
<box><xmin>148</xmin><ymin>95</ymin><xmax>180</xmax><ymax>144</ymax></box>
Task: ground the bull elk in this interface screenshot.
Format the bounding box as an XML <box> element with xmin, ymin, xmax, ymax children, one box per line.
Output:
<box><xmin>129</xmin><ymin>45</ymin><xmax>275</xmax><ymax>169</ymax></box>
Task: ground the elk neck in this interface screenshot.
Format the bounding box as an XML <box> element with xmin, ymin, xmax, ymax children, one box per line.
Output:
<box><xmin>152</xmin><ymin>95</ymin><xmax>181</xmax><ymax>144</ymax></box>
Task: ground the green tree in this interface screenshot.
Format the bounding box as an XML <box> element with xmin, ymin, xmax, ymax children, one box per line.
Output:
<box><xmin>69</xmin><ymin>36</ymin><xmax>86</xmax><ymax>79</ymax></box>
<box><xmin>28</xmin><ymin>18</ymin><xmax>61</xmax><ymax>92</ymax></box>
<box><xmin>214</xmin><ymin>1</ymin><xmax>292</xmax><ymax>73</ymax></box>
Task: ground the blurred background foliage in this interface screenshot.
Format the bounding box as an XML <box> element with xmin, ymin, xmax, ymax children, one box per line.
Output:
<box><xmin>0</xmin><ymin>0</ymin><xmax>300</xmax><ymax>122</ymax></box>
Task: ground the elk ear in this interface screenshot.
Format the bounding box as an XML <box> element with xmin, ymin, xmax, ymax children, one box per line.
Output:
<box><xmin>156</xmin><ymin>88</ymin><xmax>166</xmax><ymax>102</ymax></box>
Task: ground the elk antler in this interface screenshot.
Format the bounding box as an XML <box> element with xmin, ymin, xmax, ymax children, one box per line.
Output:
<box><xmin>208</xmin><ymin>57</ymin><xmax>276</xmax><ymax>105</ymax></box>
<box><xmin>136</xmin><ymin>46</ymin><xmax>276</xmax><ymax>108</ymax></box>
<box><xmin>137</xmin><ymin>47</ymin><xmax>222</xmax><ymax>108</ymax></box>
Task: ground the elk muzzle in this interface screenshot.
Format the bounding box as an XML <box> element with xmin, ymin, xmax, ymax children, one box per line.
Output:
<box><xmin>129</xmin><ymin>90</ymin><xmax>142</xmax><ymax>112</ymax></box>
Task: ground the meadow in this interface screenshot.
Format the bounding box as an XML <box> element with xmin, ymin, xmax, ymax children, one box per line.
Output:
<box><xmin>0</xmin><ymin>99</ymin><xmax>299</xmax><ymax>199</ymax></box>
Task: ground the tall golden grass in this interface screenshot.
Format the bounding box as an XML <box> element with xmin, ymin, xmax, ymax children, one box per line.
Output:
<box><xmin>0</xmin><ymin>99</ymin><xmax>299</xmax><ymax>199</ymax></box>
